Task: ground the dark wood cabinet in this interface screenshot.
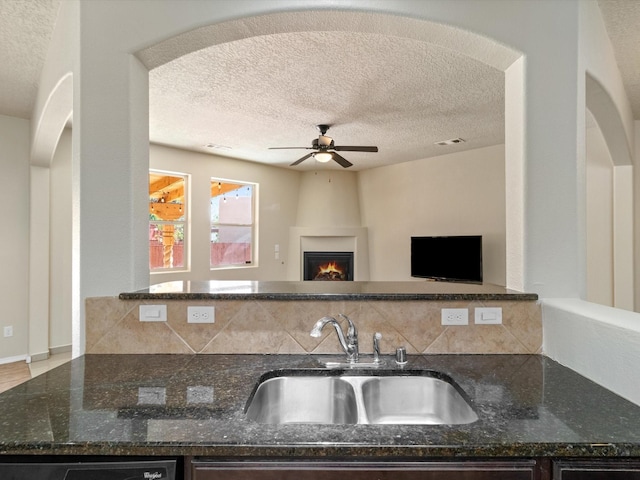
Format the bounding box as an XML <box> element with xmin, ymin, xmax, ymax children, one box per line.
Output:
<box><xmin>553</xmin><ymin>460</ymin><xmax>640</xmax><ymax>480</ymax></box>
<box><xmin>189</xmin><ymin>460</ymin><xmax>540</xmax><ymax>480</ymax></box>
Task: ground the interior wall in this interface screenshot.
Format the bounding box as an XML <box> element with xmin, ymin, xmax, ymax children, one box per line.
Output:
<box><xmin>586</xmin><ymin>121</ymin><xmax>614</xmax><ymax>306</ymax></box>
<box><xmin>613</xmin><ymin>164</ymin><xmax>634</xmax><ymax>310</ymax></box>
<box><xmin>49</xmin><ymin>129</ymin><xmax>73</xmax><ymax>349</ymax></box>
<box><xmin>151</xmin><ymin>143</ymin><xmax>507</xmax><ymax>285</ymax></box>
<box><xmin>636</xmin><ymin>120</ymin><xmax>640</xmax><ymax>311</ymax></box>
<box><xmin>0</xmin><ymin>114</ymin><xmax>30</xmax><ymax>362</ymax></box>
<box><xmin>149</xmin><ymin>144</ymin><xmax>300</xmax><ymax>282</ymax></box>
<box><xmin>28</xmin><ymin>165</ymin><xmax>50</xmax><ymax>360</ymax></box>
<box><xmin>358</xmin><ymin>144</ymin><xmax>506</xmax><ymax>285</ymax></box>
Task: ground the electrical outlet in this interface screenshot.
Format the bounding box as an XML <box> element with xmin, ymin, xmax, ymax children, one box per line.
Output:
<box><xmin>441</xmin><ymin>308</ymin><xmax>469</xmax><ymax>325</ymax></box>
<box><xmin>3</xmin><ymin>326</ymin><xmax>13</xmax><ymax>337</ymax></box>
<box><xmin>188</xmin><ymin>306</ymin><xmax>215</xmax><ymax>324</ymax></box>
<box><xmin>475</xmin><ymin>307</ymin><xmax>502</xmax><ymax>324</ymax></box>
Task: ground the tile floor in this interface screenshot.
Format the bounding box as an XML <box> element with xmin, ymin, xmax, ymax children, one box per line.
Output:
<box><xmin>0</xmin><ymin>351</ymin><xmax>72</xmax><ymax>394</ymax></box>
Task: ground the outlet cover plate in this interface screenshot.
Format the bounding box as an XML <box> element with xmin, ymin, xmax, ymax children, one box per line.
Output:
<box><xmin>441</xmin><ymin>308</ymin><xmax>469</xmax><ymax>325</ymax></box>
<box><xmin>475</xmin><ymin>307</ymin><xmax>503</xmax><ymax>324</ymax></box>
<box><xmin>188</xmin><ymin>306</ymin><xmax>215</xmax><ymax>324</ymax></box>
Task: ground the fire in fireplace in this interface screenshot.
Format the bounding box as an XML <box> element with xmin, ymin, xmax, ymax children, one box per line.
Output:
<box><xmin>303</xmin><ymin>251</ymin><xmax>354</xmax><ymax>281</ymax></box>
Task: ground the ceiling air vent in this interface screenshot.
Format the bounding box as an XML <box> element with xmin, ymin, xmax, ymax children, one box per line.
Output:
<box><xmin>205</xmin><ymin>143</ymin><xmax>232</xmax><ymax>150</ymax></box>
<box><xmin>435</xmin><ymin>137</ymin><xmax>466</xmax><ymax>146</ymax></box>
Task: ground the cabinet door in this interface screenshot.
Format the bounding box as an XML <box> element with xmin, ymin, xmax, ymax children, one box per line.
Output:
<box><xmin>554</xmin><ymin>460</ymin><xmax>640</xmax><ymax>480</ymax></box>
<box><xmin>191</xmin><ymin>460</ymin><xmax>539</xmax><ymax>480</ymax></box>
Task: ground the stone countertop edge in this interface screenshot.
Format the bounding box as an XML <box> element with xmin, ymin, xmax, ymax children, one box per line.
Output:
<box><xmin>118</xmin><ymin>292</ymin><xmax>538</xmax><ymax>301</ymax></box>
<box><xmin>118</xmin><ymin>280</ymin><xmax>539</xmax><ymax>301</ymax></box>
<box><xmin>2</xmin><ymin>354</ymin><xmax>640</xmax><ymax>458</ymax></box>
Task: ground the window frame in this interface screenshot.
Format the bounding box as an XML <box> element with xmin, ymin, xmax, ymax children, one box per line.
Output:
<box><xmin>210</xmin><ymin>177</ymin><xmax>258</xmax><ymax>270</ymax></box>
<box><xmin>149</xmin><ymin>169</ymin><xmax>190</xmax><ymax>274</ymax></box>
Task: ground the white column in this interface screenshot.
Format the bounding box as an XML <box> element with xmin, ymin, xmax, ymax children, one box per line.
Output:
<box><xmin>72</xmin><ymin>5</ymin><xmax>150</xmax><ymax>356</ymax></box>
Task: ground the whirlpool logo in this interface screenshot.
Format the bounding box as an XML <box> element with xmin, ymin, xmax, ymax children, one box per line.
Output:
<box><xmin>143</xmin><ymin>471</ymin><xmax>164</xmax><ymax>480</ymax></box>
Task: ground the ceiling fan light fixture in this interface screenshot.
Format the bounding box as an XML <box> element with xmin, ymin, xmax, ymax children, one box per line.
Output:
<box><xmin>314</xmin><ymin>152</ymin><xmax>333</xmax><ymax>163</ymax></box>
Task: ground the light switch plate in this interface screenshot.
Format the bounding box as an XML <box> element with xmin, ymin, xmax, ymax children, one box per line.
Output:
<box><xmin>139</xmin><ymin>305</ymin><xmax>167</xmax><ymax>322</ymax></box>
<box><xmin>475</xmin><ymin>307</ymin><xmax>502</xmax><ymax>324</ymax></box>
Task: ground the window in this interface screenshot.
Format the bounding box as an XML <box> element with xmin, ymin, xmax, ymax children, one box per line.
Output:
<box><xmin>149</xmin><ymin>171</ymin><xmax>187</xmax><ymax>272</ymax></box>
<box><xmin>210</xmin><ymin>179</ymin><xmax>256</xmax><ymax>268</ymax></box>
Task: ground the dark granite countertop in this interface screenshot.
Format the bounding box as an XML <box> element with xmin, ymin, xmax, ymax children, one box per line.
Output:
<box><xmin>1</xmin><ymin>354</ymin><xmax>640</xmax><ymax>458</ymax></box>
<box><xmin>120</xmin><ymin>281</ymin><xmax>538</xmax><ymax>301</ymax></box>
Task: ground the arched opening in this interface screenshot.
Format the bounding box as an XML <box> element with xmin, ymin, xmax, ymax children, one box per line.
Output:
<box><xmin>138</xmin><ymin>10</ymin><xmax>524</xmax><ymax>289</ymax></box>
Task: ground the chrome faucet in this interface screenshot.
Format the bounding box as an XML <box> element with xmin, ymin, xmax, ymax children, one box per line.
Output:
<box><xmin>310</xmin><ymin>314</ymin><xmax>359</xmax><ymax>363</ymax></box>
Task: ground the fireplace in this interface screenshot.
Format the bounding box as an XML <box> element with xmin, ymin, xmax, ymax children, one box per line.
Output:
<box><xmin>303</xmin><ymin>251</ymin><xmax>354</xmax><ymax>281</ymax></box>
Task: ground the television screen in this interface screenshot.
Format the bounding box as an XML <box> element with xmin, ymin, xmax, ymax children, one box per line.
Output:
<box><xmin>411</xmin><ymin>235</ymin><xmax>483</xmax><ymax>283</ymax></box>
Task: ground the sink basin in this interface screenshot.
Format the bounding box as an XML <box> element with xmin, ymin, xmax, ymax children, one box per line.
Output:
<box><xmin>245</xmin><ymin>371</ymin><xmax>477</xmax><ymax>425</ymax></box>
<box><xmin>358</xmin><ymin>376</ymin><xmax>478</xmax><ymax>425</ymax></box>
<box><xmin>245</xmin><ymin>376</ymin><xmax>359</xmax><ymax>424</ymax></box>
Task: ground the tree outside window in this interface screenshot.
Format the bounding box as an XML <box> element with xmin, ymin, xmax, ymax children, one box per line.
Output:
<box><xmin>149</xmin><ymin>171</ymin><xmax>187</xmax><ymax>271</ymax></box>
<box><xmin>210</xmin><ymin>179</ymin><xmax>256</xmax><ymax>268</ymax></box>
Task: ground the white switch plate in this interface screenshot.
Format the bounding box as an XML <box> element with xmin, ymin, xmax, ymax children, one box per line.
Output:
<box><xmin>188</xmin><ymin>306</ymin><xmax>215</xmax><ymax>324</ymax></box>
<box><xmin>139</xmin><ymin>305</ymin><xmax>167</xmax><ymax>322</ymax></box>
<box><xmin>441</xmin><ymin>308</ymin><xmax>469</xmax><ymax>325</ymax></box>
<box><xmin>475</xmin><ymin>307</ymin><xmax>503</xmax><ymax>324</ymax></box>
<box><xmin>3</xmin><ymin>326</ymin><xmax>13</xmax><ymax>337</ymax></box>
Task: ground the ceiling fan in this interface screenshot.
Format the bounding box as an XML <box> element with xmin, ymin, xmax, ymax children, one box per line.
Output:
<box><xmin>269</xmin><ymin>124</ymin><xmax>378</xmax><ymax>168</ymax></box>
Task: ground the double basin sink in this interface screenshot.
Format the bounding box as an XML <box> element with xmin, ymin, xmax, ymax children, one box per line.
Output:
<box><xmin>245</xmin><ymin>370</ymin><xmax>478</xmax><ymax>425</ymax></box>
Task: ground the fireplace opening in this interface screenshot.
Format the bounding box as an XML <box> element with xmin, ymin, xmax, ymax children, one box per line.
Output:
<box><xmin>303</xmin><ymin>251</ymin><xmax>354</xmax><ymax>281</ymax></box>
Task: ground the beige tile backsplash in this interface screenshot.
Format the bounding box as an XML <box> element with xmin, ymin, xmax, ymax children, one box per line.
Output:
<box><xmin>85</xmin><ymin>298</ymin><xmax>541</xmax><ymax>355</ymax></box>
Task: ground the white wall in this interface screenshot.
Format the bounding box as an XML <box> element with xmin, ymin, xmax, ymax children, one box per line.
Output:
<box><xmin>543</xmin><ymin>298</ymin><xmax>640</xmax><ymax>406</ymax></box>
<box><xmin>296</xmin><ymin>171</ymin><xmax>361</xmax><ymax>227</ymax></box>
<box><xmin>28</xmin><ymin>165</ymin><xmax>49</xmax><ymax>360</ymax></box>
<box><xmin>586</xmin><ymin>122</ymin><xmax>614</xmax><ymax>306</ymax></box>
<box><xmin>152</xmin><ymin>143</ymin><xmax>508</xmax><ymax>284</ymax></box>
<box><xmin>49</xmin><ymin>129</ymin><xmax>72</xmax><ymax>349</ymax></box>
<box><xmin>359</xmin><ymin>145</ymin><xmax>506</xmax><ymax>285</ymax></box>
<box><xmin>150</xmin><ymin>144</ymin><xmax>300</xmax><ymax>282</ymax></box>
<box><xmin>0</xmin><ymin>115</ymin><xmax>30</xmax><ymax>362</ymax></box>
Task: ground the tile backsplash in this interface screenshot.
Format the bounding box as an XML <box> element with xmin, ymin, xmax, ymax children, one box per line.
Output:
<box><xmin>85</xmin><ymin>298</ymin><xmax>541</xmax><ymax>355</ymax></box>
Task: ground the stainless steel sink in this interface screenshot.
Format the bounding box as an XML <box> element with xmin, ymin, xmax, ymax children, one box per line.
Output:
<box><xmin>244</xmin><ymin>376</ymin><xmax>359</xmax><ymax>424</ymax></box>
<box><xmin>358</xmin><ymin>376</ymin><xmax>478</xmax><ymax>425</ymax></box>
<box><xmin>245</xmin><ymin>372</ymin><xmax>477</xmax><ymax>425</ymax></box>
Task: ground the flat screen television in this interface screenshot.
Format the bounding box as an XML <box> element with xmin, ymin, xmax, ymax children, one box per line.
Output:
<box><xmin>411</xmin><ymin>235</ymin><xmax>483</xmax><ymax>283</ymax></box>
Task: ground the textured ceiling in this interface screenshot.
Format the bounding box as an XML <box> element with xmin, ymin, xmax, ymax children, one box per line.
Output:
<box><xmin>0</xmin><ymin>0</ymin><xmax>60</xmax><ymax>119</ymax></box>
<box><xmin>597</xmin><ymin>0</ymin><xmax>640</xmax><ymax>118</ymax></box>
<box><xmin>0</xmin><ymin>1</ymin><xmax>639</xmax><ymax>170</ymax></box>
<box><xmin>148</xmin><ymin>29</ymin><xmax>505</xmax><ymax>170</ymax></box>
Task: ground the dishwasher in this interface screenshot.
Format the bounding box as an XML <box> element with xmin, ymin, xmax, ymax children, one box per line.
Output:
<box><xmin>0</xmin><ymin>459</ymin><xmax>177</xmax><ymax>479</ymax></box>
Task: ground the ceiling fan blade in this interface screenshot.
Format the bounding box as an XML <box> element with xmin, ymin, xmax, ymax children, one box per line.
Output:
<box><xmin>290</xmin><ymin>152</ymin><xmax>314</xmax><ymax>166</ymax></box>
<box><xmin>331</xmin><ymin>152</ymin><xmax>353</xmax><ymax>168</ymax></box>
<box><xmin>269</xmin><ymin>146</ymin><xmax>313</xmax><ymax>150</ymax></box>
<box><xmin>333</xmin><ymin>145</ymin><xmax>379</xmax><ymax>152</ymax></box>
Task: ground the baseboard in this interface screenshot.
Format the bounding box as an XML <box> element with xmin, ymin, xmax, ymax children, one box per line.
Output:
<box><xmin>29</xmin><ymin>351</ymin><xmax>50</xmax><ymax>363</ymax></box>
<box><xmin>50</xmin><ymin>344</ymin><xmax>72</xmax><ymax>355</ymax></box>
<box><xmin>0</xmin><ymin>354</ymin><xmax>28</xmax><ymax>366</ymax></box>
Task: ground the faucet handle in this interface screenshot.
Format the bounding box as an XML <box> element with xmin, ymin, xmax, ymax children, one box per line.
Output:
<box><xmin>338</xmin><ymin>313</ymin><xmax>357</xmax><ymax>340</ymax></box>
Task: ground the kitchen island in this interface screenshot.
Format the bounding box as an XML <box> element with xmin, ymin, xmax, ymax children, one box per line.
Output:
<box><xmin>1</xmin><ymin>353</ymin><xmax>640</xmax><ymax>458</ymax></box>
